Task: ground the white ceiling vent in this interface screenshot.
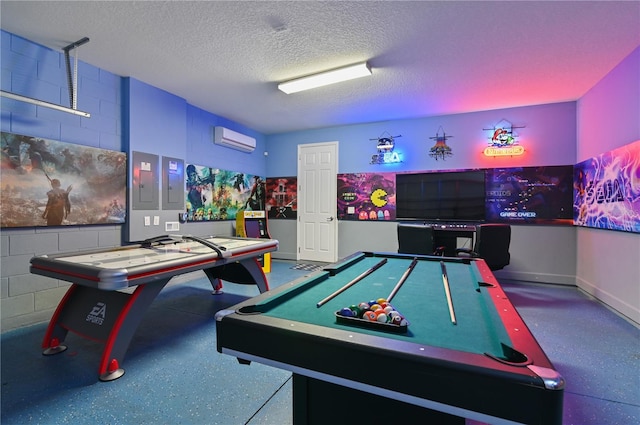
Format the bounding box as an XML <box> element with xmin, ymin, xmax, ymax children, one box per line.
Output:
<box><xmin>213</xmin><ymin>126</ymin><xmax>256</xmax><ymax>153</ymax></box>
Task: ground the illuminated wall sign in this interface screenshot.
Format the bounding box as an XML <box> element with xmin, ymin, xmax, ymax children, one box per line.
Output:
<box><xmin>484</xmin><ymin>145</ymin><xmax>525</xmax><ymax>156</ymax></box>
<box><xmin>371</xmin><ymin>151</ymin><xmax>402</xmax><ymax>164</ymax></box>
<box><xmin>369</xmin><ymin>132</ymin><xmax>403</xmax><ymax>164</ymax></box>
<box><xmin>429</xmin><ymin>127</ymin><xmax>453</xmax><ymax>160</ymax></box>
<box><xmin>483</xmin><ymin>119</ymin><xmax>525</xmax><ymax>157</ymax></box>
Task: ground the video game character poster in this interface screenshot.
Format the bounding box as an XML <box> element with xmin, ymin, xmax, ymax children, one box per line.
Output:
<box><xmin>574</xmin><ymin>140</ymin><xmax>640</xmax><ymax>233</ymax></box>
<box><xmin>1</xmin><ymin>132</ymin><xmax>127</xmax><ymax>228</ymax></box>
<box><xmin>265</xmin><ymin>177</ymin><xmax>297</xmax><ymax>219</ymax></box>
<box><xmin>184</xmin><ymin>163</ymin><xmax>265</xmax><ymax>221</ymax></box>
<box><xmin>485</xmin><ymin>165</ymin><xmax>573</xmax><ymax>224</ymax></box>
<box><xmin>337</xmin><ymin>172</ymin><xmax>396</xmax><ymax>221</ymax></box>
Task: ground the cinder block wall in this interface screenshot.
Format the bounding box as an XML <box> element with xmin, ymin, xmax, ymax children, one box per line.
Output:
<box><xmin>0</xmin><ymin>31</ymin><xmax>124</xmax><ymax>331</ymax></box>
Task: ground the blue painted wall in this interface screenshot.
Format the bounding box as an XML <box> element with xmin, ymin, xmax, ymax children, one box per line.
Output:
<box><xmin>0</xmin><ymin>31</ymin><xmax>267</xmax><ymax>329</ymax></box>
<box><xmin>1</xmin><ymin>31</ymin><xmax>125</xmax><ymax>330</ymax></box>
<box><xmin>266</xmin><ymin>102</ymin><xmax>576</xmax><ymax>176</ymax></box>
<box><xmin>575</xmin><ymin>46</ymin><xmax>640</xmax><ymax>324</ymax></box>
<box><xmin>1</xmin><ymin>31</ymin><xmax>122</xmax><ymax>150</ymax></box>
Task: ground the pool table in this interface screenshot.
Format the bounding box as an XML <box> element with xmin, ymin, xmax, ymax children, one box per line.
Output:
<box><xmin>215</xmin><ymin>252</ymin><xmax>564</xmax><ymax>425</ymax></box>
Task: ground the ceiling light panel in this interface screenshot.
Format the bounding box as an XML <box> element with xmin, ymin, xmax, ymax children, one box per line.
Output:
<box><xmin>278</xmin><ymin>62</ymin><xmax>372</xmax><ymax>94</ymax></box>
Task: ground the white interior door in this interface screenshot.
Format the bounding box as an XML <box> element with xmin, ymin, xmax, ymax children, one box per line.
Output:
<box><xmin>297</xmin><ymin>142</ymin><xmax>338</xmax><ymax>263</ymax></box>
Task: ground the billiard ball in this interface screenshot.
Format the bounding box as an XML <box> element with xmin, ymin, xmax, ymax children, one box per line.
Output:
<box><xmin>376</xmin><ymin>313</ymin><xmax>388</xmax><ymax>323</ymax></box>
<box><xmin>383</xmin><ymin>306</ymin><xmax>394</xmax><ymax>314</ymax></box>
<box><xmin>363</xmin><ymin>311</ymin><xmax>377</xmax><ymax>321</ymax></box>
<box><xmin>370</xmin><ymin>304</ymin><xmax>381</xmax><ymax>311</ymax></box>
<box><xmin>339</xmin><ymin>307</ymin><xmax>354</xmax><ymax>317</ymax></box>
<box><xmin>376</xmin><ymin>298</ymin><xmax>387</xmax><ymax>305</ymax></box>
<box><xmin>392</xmin><ymin>315</ymin><xmax>403</xmax><ymax>325</ymax></box>
<box><xmin>358</xmin><ymin>302</ymin><xmax>370</xmax><ymax>311</ymax></box>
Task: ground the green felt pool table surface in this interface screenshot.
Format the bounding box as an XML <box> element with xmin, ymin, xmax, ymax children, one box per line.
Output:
<box><xmin>258</xmin><ymin>253</ymin><xmax>511</xmax><ymax>358</ymax></box>
<box><xmin>216</xmin><ymin>252</ymin><xmax>565</xmax><ymax>425</ymax></box>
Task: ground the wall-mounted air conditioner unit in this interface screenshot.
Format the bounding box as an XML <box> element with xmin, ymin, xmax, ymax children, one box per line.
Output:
<box><xmin>213</xmin><ymin>126</ymin><xmax>256</xmax><ymax>153</ymax></box>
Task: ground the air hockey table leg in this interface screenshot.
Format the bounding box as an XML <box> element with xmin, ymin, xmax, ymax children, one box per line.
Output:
<box><xmin>211</xmin><ymin>278</ymin><xmax>224</xmax><ymax>295</ymax></box>
<box><xmin>96</xmin><ymin>281</ymin><xmax>167</xmax><ymax>381</ymax></box>
<box><xmin>42</xmin><ymin>285</ymin><xmax>78</xmax><ymax>356</ymax></box>
<box><xmin>203</xmin><ymin>258</ymin><xmax>270</xmax><ymax>293</ymax></box>
<box><xmin>42</xmin><ymin>280</ymin><xmax>170</xmax><ymax>381</ymax></box>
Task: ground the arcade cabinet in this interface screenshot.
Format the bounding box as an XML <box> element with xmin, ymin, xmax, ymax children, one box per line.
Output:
<box><xmin>236</xmin><ymin>209</ymin><xmax>272</xmax><ymax>273</ymax></box>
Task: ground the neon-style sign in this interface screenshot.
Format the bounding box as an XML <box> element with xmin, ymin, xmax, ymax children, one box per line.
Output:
<box><xmin>484</xmin><ymin>145</ymin><xmax>525</xmax><ymax>156</ymax></box>
<box><xmin>429</xmin><ymin>127</ymin><xmax>453</xmax><ymax>160</ymax></box>
<box><xmin>369</xmin><ymin>132</ymin><xmax>403</xmax><ymax>164</ymax></box>
<box><xmin>371</xmin><ymin>151</ymin><xmax>402</xmax><ymax>164</ymax></box>
<box><xmin>483</xmin><ymin>120</ymin><xmax>525</xmax><ymax>157</ymax></box>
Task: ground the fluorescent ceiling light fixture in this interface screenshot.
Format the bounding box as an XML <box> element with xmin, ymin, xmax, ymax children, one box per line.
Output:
<box><xmin>278</xmin><ymin>62</ymin><xmax>371</xmax><ymax>94</ymax></box>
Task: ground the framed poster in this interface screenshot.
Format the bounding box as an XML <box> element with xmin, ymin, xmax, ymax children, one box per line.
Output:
<box><xmin>1</xmin><ymin>132</ymin><xmax>126</xmax><ymax>228</ymax></box>
<box><xmin>337</xmin><ymin>172</ymin><xmax>396</xmax><ymax>221</ymax></box>
<box><xmin>184</xmin><ymin>164</ymin><xmax>264</xmax><ymax>221</ymax></box>
<box><xmin>266</xmin><ymin>177</ymin><xmax>297</xmax><ymax>219</ymax></box>
<box><xmin>485</xmin><ymin>166</ymin><xmax>573</xmax><ymax>225</ymax></box>
<box><xmin>574</xmin><ymin>140</ymin><xmax>640</xmax><ymax>233</ymax></box>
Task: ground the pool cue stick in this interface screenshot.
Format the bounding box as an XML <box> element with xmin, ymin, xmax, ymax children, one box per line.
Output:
<box><xmin>440</xmin><ymin>261</ymin><xmax>457</xmax><ymax>325</ymax></box>
<box><xmin>316</xmin><ymin>258</ymin><xmax>388</xmax><ymax>307</ymax></box>
<box><xmin>386</xmin><ymin>257</ymin><xmax>418</xmax><ymax>303</ymax></box>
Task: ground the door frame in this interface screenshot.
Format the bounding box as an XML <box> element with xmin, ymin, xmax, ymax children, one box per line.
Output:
<box><xmin>296</xmin><ymin>141</ymin><xmax>339</xmax><ymax>263</ymax></box>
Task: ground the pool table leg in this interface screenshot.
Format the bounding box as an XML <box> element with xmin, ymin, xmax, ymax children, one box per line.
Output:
<box><xmin>292</xmin><ymin>374</ymin><xmax>464</xmax><ymax>424</ymax></box>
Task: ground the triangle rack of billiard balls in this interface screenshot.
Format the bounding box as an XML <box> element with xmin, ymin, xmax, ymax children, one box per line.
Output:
<box><xmin>335</xmin><ymin>298</ymin><xmax>409</xmax><ymax>333</ymax></box>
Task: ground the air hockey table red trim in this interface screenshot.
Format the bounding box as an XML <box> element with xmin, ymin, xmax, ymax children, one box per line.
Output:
<box><xmin>30</xmin><ymin>235</ymin><xmax>278</xmax><ymax>381</ymax></box>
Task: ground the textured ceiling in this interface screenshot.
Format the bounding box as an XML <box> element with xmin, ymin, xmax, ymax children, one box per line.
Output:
<box><xmin>1</xmin><ymin>1</ymin><xmax>639</xmax><ymax>135</ymax></box>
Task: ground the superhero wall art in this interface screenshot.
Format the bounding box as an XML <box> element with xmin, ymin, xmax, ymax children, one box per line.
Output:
<box><xmin>184</xmin><ymin>163</ymin><xmax>265</xmax><ymax>221</ymax></box>
<box><xmin>1</xmin><ymin>132</ymin><xmax>126</xmax><ymax>228</ymax></box>
<box><xmin>337</xmin><ymin>172</ymin><xmax>396</xmax><ymax>221</ymax></box>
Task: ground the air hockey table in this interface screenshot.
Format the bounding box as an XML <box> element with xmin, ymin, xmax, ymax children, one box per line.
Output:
<box><xmin>30</xmin><ymin>235</ymin><xmax>278</xmax><ymax>381</ymax></box>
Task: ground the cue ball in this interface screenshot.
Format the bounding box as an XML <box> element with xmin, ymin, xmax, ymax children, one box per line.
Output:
<box><xmin>376</xmin><ymin>313</ymin><xmax>388</xmax><ymax>323</ymax></box>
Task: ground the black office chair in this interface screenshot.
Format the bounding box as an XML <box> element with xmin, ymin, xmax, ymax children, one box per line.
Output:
<box><xmin>456</xmin><ymin>224</ymin><xmax>511</xmax><ymax>270</ymax></box>
<box><xmin>397</xmin><ymin>223</ymin><xmax>444</xmax><ymax>256</ymax></box>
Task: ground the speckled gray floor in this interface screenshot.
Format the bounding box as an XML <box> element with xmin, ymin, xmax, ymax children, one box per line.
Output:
<box><xmin>1</xmin><ymin>260</ymin><xmax>638</xmax><ymax>424</ymax></box>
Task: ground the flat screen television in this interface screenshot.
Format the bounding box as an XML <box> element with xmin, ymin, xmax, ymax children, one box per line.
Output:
<box><xmin>396</xmin><ymin>170</ymin><xmax>486</xmax><ymax>221</ymax></box>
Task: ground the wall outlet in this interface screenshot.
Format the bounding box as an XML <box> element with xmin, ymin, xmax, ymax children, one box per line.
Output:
<box><xmin>144</xmin><ymin>216</ymin><xmax>151</xmax><ymax>226</ymax></box>
<box><xmin>153</xmin><ymin>216</ymin><xmax>160</xmax><ymax>226</ymax></box>
<box><xmin>165</xmin><ymin>221</ymin><xmax>179</xmax><ymax>231</ymax></box>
